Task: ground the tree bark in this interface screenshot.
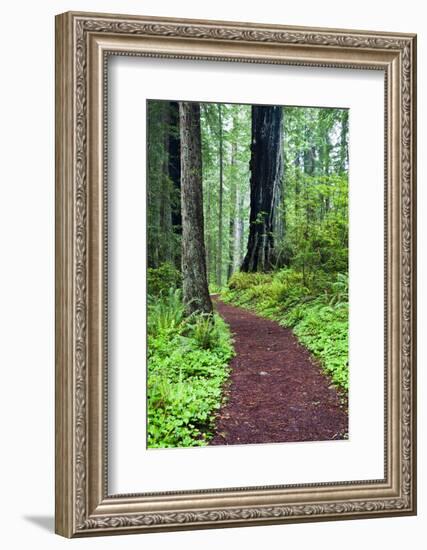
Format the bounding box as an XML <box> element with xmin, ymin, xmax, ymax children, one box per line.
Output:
<box><xmin>205</xmin><ymin>168</ymin><xmax>212</xmax><ymax>280</ymax></box>
<box><xmin>339</xmin><ymin>110</ymin><xmax>349</xmax><ymax>173</ymax></box>
<box><xmin>233</xmin><ymin>184</ymin><xmax>244</xmax><ymax>272</ymax></box>
<box><xmin>147</xmin><ymin>101</ymin><xmax>167</xmax><ymax>268</ymax></box>
<box><xmin>320</xmin><ymin>114</ymin><xmax>332</xmax><ymax>216</ymax></box>
<box><xmin>167</xmin><ymin>101</ymin><xmax>182</xmax><ymax>268</ymax></box>
<box><xmin>179</xmin><ymin>102</ymin><xmax>213</xmax><ymax>315</ymax></box>
<box><xmin>227</xmin><ymin>141</ymin><xmax>237</xmax><ymax>280</ymax></box>
<box><xmin>241</xmin><ymin>105</ymin><xmax>283</xmax><ymax>272</ymax></box>
<box><xmin>216</xmin><ymin>104</ymin><xmax>224</xmax><ymax>287</ymax></box>
<box><xmin>160</xmin><ymin>104</ymin><xmax>173</xmax><ymax>263</ymax></box>
<box><xmin>168</xmin><ymin>102</ymin><xmax>182</xmax><ymax>228</ymax></box>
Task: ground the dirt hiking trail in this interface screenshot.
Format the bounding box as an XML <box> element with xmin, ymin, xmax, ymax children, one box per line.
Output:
<box><xmin>210</xmin><ymin>297</ymin><xmax>348</xmax><ymax>446</ymax></box>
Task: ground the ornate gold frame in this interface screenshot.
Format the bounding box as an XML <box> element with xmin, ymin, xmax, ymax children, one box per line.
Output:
<box><xmin>55</xmin><ymin>11</ymin><xmax>417</xmax><ymax>537</ymax></box>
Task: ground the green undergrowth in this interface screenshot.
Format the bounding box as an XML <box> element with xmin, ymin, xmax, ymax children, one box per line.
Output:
<box><xmin>147</xmin><ymin>287</ymin><xmax>234</xmax><ymax>448</ymax></box>
<box><xmin>221</xmin><ymin>269</ymin><xmax>349</xmax><ymax>391</ymax></box>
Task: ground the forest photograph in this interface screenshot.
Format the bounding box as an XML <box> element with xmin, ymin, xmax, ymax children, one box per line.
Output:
<box><xmin>147</xmin><ymin>99</ymin><xmax>349</xmax><ymax>449</ymax></box>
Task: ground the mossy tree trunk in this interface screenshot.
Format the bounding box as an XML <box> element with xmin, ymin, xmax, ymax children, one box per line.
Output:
<box><xmin>179</xmin><ymin>102</ymin><xmax>213</xmax><ymax>315</ymax></box>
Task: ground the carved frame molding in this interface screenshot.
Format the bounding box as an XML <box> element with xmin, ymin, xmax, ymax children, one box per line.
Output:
<box><xmin>55</xmin><ymin>11</ymin><xmax>416</xmax><ymax>537</ymax></box>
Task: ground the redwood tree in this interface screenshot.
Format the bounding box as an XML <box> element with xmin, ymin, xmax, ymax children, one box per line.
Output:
<box><xmin>241</xmin><ymin>105</ymin><xmax>283</xmax><ymax>272</ymax></box>
<box><xmin>216</xmin><ymin>104</ymin><xmax>224</xmax><ymax>287</ymax></box>
<box><xmin>179</xmin><ymin>102</ymin><xmax>213</xmax><ymax>315</ymax></box>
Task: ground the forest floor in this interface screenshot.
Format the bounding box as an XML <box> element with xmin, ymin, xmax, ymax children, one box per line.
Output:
<box><xmin>210</xmin><ymin>297</ymin><xmax>348</xmax><ymax>446</ymax></box>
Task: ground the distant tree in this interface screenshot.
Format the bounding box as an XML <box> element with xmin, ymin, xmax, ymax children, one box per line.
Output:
<box><xmin>168</xmin><ymin>101</ymin><xmax>182</xmax><ymax>235</ymax></box>
<box><xmin>216</xmin><ymin>104</ymin><xmax>224</xmax><ymax>287</ymax></box>
<box><xmin>147</xmin><ymin>101</ymin><xmax>173</xmax><ymax>267</ymax></box>
<box><xmin>339</xmin><ymin>109</ymin><xmax>349</xmax><ymax>173</ymax></box>
<box><xmin>227</xmin><ymin>140</ymin><xmax>237</xmax><ymax>281</ymax></box>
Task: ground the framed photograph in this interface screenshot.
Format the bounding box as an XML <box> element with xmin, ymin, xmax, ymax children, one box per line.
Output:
<box><xmin>55</xmin><ymin>11</ymin><xmax>417</xmax><ymax>537</ymax></box>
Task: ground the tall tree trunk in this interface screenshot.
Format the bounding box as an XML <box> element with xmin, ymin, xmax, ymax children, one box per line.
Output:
<box><xmin>323</xmin><ymin>137</ymin><xmax>331</xmax><ymax>216</ymax></box>
<box><xmin>339</xmin><ymin>110</ymin><xmax>349</xmax><ymax>173</ymax></box>
<box><xmin>168</xmin><ymin>101</ymin><xmax>181</xmax><ymax>228</ymax></box>
<box><xmin>147</xmin><ymin>101</ymin><xmax>166</xmax><ymax>268</ymax></box>
<box><xmin>160</xmin><ymin>104</ymin><xmax>172</xmax><ymax>263</ymax></box>
<box><xmin>216</xmin><ymin>104</ymin><xmax>224</xmax><ymax>287</ymax></box>
<box><xmin>239</xmin><ymin>194</ymin><xmax>246</xmax><ymax>267</ymax></box>
<box><xmin>241</xmin><ymin>105</ymin><xmax>283</xmax><ymax>272</ymax></box>
<box><xmin>168</xmin><ymin>101</ymin><xmax>182</xmax><ymax>268</ymax></box>
<box><xmin>301</xmin><ymin>133</ymin><xmax>316</xmax><ymax>284</ymax></box>
<box><xmin>318</xmin><ymin>110</ymin><xmax>332</xmax><ymax>217</ymax></box>
<box><xmin>273</xmin><ymin>170</ymin><xmax>284</xmax><ymax>246</ymax></box>
<box><xmin>227</xmin><ymin>141</ymin><xmax>237</xmax><ymax>280</ymax></box>
<box><xmin>205</xmin><ymin>172</ymin><xmax>211</xmax><ymax>281</ymax></box>
<box><xmin>233</xmin><ymin>184</ymin><xmax>244</xmax><ymax>273</ymax></box>
<box><xmin>179</xmin><ymin>102</ymin><xmax>213</xmax><ymax>315</ymax></box>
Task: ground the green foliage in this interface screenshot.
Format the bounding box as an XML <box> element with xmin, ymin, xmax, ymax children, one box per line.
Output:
<box><xmin>147</xmin><ymin>289</ymin><xmax>234</xmax><ymax>448</ymax></box>
<box><xmin>287</xmin><ymin>302</ymin><xmax>349</xmax><ymax>389</ymax></box>
<box><xmin>328</xmin><ymin>272</ymin><xmax>349</xmax><ymax>306</ymax></box>
<box><xmin>222</xmin><ymin>268</ymin><xmax>348</xmax><ymax>390</ymax></box>
<box><xmin>208</xmin><ymin>282</ymin><xmax>223</xmax><ymax>294</ymax></box>
<box><xmin>277</xmin><ymin>107</ymin><xmax>349</xmax><ymax>279</ymax></box>
<box><xmin>228</xmin><ymin>271</ymin><xmax>272</xmax><ymax>290</ymax></box>
<box><xmin>147</xmin><ymin>287</ymin><xmax>185</xmax><ymax>335</ymax></box>
<box><xmin>185</xmin><ymin>314</ymin><xmax>223</xmax><ymax>350</ymax></box>
<box><xmin>147</xmin><ymin>262</ymin><xmax>181</xmax><ymax>297</ymax></box>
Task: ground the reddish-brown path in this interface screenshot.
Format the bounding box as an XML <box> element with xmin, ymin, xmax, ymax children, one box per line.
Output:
<box><xmin>210</xmin><ymin>297</ymin><xmax>348</xmax><ymax>445</ymax></box>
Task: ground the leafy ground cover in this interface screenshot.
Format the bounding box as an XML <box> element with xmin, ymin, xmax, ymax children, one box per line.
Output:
<box><xmin>221</xmin><ymin>269</ymin><xmax>349</xmax><ymax>390</ymax></box>
<box><xmin>147</xmin><ymin>279</ymin><xmax>234</xmax><ymax>448</ymax></box>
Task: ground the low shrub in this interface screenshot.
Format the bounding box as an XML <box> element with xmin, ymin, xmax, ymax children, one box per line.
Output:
<box><xmin>147</xmin><ymin>287</ymin><xmax>185</xmax><ymax>336</ymax></box>
<box><xmin>228</xmin><ymin>271</ymin><xmax>272</xmax><ymax>291</ymax></box>
<box><xmin>147</xmin><ymin>291</ymin><xmax>234</xmax><ymax>448</ymax></box>
<box><xmin>147</xmin><ymin>262</ymin><xmax>181</xmax><ymax>297</ymax></box>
